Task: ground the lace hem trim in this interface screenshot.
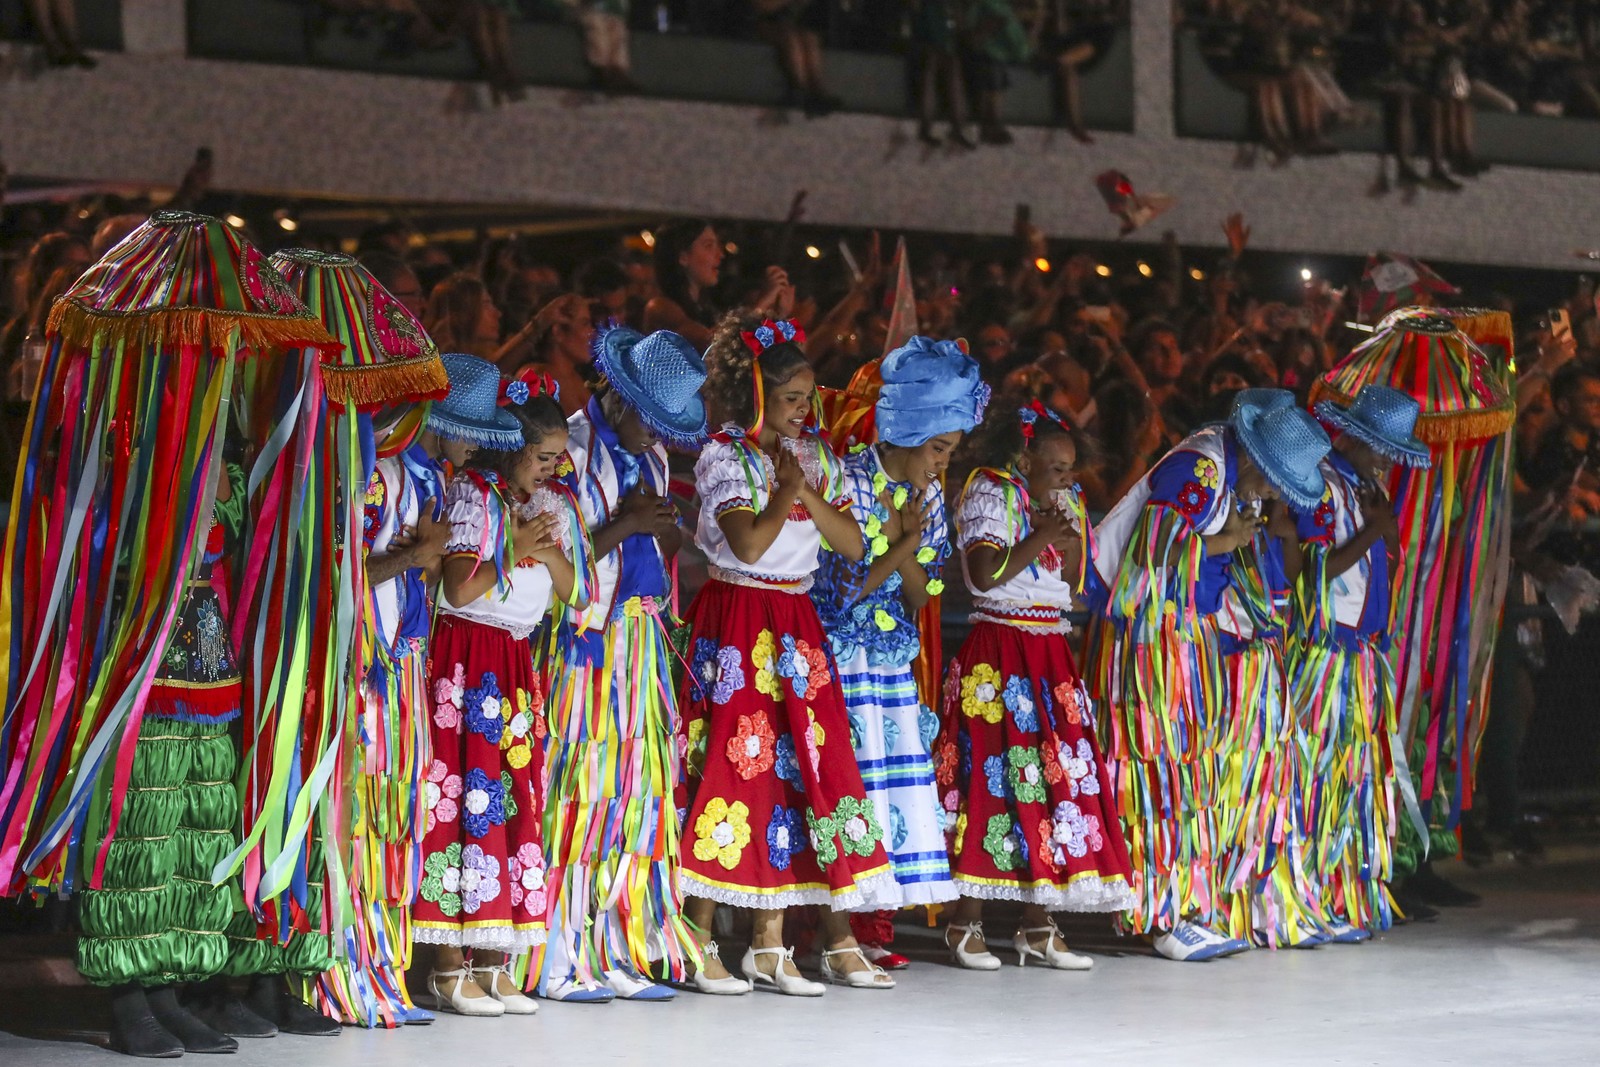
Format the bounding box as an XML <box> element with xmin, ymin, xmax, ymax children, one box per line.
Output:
<box><xmin>411</xmin><ymin>926</ymin><xmax>547</xmax><ymax>951</ymax></box>
<box><xmin>878</xmin><ymin>879</ymin><xmax>961</xmax><ymax>906</ymax></box>
<box><xmin>680</xmin><ymin>870</ymin><xmax>901</xmax><ymax>913</ymax></box>
<box><xmin>952</xmin><ymin>877</ymin><xmax>1136</xmax><ymax>913</ymax></box>
<box><xmin>968</xmin><ymin>608</ymin><xmax>1074</xmax><ymax>635</ymax></box>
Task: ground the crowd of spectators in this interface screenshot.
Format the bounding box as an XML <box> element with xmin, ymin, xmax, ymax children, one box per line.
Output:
<box><xmin>1188</xmin><ymin>1</ymin><xmax>1600</xmax><ymax>189</ymax></box>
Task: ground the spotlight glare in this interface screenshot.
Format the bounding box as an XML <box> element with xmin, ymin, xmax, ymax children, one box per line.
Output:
<box><xmin>1034</xmin><ymin>257</ymin><xmax>1051</xmax><ymax>272</ymax></box>
<box><xmin>1301</xmin><ymin>267</ymin><xmax>1313</xmax><ymax>281</ymax></box>
<box><xmin>224</xmin><ymin>214</ymin><xmax>247</xmax><ymax>229</ymax></box>
<box><xmin>805</xmin><ymin>245</ymin><xmax>822</xmax><ymax>259</ymax></box>
<box><xmin>1136</xmin><ymin>261</ymin><xmax>1152</xmax><ymax>277</ymax></box>
<box><xmin>1094</xmin><ymin>263</ymin><xmax>1112</xmax><ymax>277</ymax></box>
<box><xmin>640</xmin><ymin>230</ymin><xmax>655</xmax><ymax>248</ymax></box>
<box><xmin>1190</xmin><ymin>267</ymin><xmax>1205</xmax><ymax>280</ymax></box>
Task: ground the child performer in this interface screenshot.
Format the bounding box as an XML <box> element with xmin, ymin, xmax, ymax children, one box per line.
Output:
<box><xmin>1290</xmin><ymin>384</ymin><xmax>1428</xmax><ymax>937</ymax></box>
<box><xmin>810</xmin><ymin>337</ymin><xmax>986</xmax><ymax>968</ymax></box>
<box><xmin>1088</xmin><ymin>390</ymin><xmax>1330</xmax><ymax>961</ymax></box>
<box><xmin>539</xmin><ymin>328</ymin><xmax>709</xmax><ymax>1002</ymax></box>
<box><xmin>414</xmin><ymin>355</ymin><xmax>589</xmax><ymax>1016</ymax></box>
<box><xmin>679</xmin><ymin>312</ymin><xmax>897</xmax><ymax>997</ymax></box>
<box><xmin>936</xmin><ymin>397</ymin><xmax>1134</xmax><ymax>971</ymax></box>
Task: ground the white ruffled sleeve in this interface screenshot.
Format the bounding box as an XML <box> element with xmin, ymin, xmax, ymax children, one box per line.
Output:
<box><xmin>696</xmin><ymin>438</ymin><xmax>762</xmax><ymax>519</ymax></box>
<box><xmin>444</xmin><ymin>475</ymin><xmax>494</xmax><ymax>560</ymax></box>
<box><xmin>957</xmin><ymin>475</ymin><xmax>1016</xmax><ymax>552</ymax></box>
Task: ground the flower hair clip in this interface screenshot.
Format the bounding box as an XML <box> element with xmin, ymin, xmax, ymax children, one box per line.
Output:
<box><xmin>1018</xmin><ymin>399</ymin><xmax>1069</xmax><ymax>444</ymax></box>
<box><xmin>740</xmin><ymin>318</ymin><xmax>806</xmax><ymax>358</ymax></box>
<box><xmin>499</xmin><ymin>369</ymin><xmax>561</xmax><ymax>407</ymax></box>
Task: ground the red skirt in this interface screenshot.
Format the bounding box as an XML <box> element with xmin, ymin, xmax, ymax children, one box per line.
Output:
<box><xmin>413</xmin><ymin>615</ymin><xmax>549</xmax><ymax>950</ymax></box>
<box><xmin>676</xmin><ymin>579</ymin><xmax>896</xmax><ymax>910</ymax></box>
<box><xmin>935</xmin><ymin>620</ymin><xmax>1135</xmax><ymax>910</ymax></box>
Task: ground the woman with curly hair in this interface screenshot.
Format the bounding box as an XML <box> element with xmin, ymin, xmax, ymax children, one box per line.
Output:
<box><xmin>935</xmin><ymin>396</ymin><xmax>1133</xmax><ymax>972</ymax></box>
<box><xmin>676</xmin><ymin>311</ymin><xmax>896</xmax><ymax>996</ymax></box>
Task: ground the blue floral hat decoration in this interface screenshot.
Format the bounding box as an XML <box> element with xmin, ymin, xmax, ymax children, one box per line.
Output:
<box><xmin>876</xmin><ymin>336</ymin><xmax>991</xmax><ymax>447</ymax></box>
<box><xmin>425</xmin><ymin>352</ymin><xmax>525</xmax><ymax>451</ymax></box>
<box><xmin>591</xmin><ymin>325</ymin><xmax>709</xmax><ymax>447</ymax></box>
<box><xmin>1228</xmin><ymin>387</ymin><xmax>1330</xmax><ymax>510</ymax></box>
<box><xmin>1315</xmin><ymin>384</ymin><xmax>1431</xmax><ymax>469</ymax></box>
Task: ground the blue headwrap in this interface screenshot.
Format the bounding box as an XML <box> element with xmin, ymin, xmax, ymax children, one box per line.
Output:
<box><xmin>876</xmin><ymin>336</ymin><xmax>991</xmax><ymax>447</ymax></box>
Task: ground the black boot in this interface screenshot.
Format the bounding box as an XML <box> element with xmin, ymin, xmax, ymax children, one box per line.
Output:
<box><xmin>107</xmin><ymin>984</ymin><xmax>184</xmax><ymax>1059</ymax></box>
<box><xmin>1407</xmin><ymin>863</ymin><xmax>1483</xmax><ymax>908</ymax></box>
<box><xmin>147</xmin><ymin>986</ymin><xmax>238</xmax><ymax>1054</ymax></box>
<box><xmin>186</xmin><ymin>978</ymin><xmax>277</xmax><ymax>1039</ymax></box>
<box><xmin>246</xmin><ymin>975</ymin><xmax>341</xmax><ymax>1037</ymax></box>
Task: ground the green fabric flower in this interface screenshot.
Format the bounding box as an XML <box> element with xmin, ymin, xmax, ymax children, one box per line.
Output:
<box><xmin>874</xmin><ymin>609</ymin><xmax>896</xmax><ymax>632</ymax></box>
<box><xmin>500</xmin><ymin>770</ymin><xmax>518</xmax><ymax>818</ymax></box>
<box><xmin>807</xmin><ymin>807</ymin><xmax>840</xmax><ymax>868</ymax></box>
<box><xmin>421</xmin><ymin>842</ymin><xmax>464</xmax><ymax>916</ymax></box>
<box><xmin>1007</xmin><ymin>747</ymin><xmax>1046</xmax><ymax>804</ymax></box>
<box><xmin>872</xmin><ymin>471</ymin><xmax>888</xmax><ymax>496</ymax></box>
<box><xmin>835</xmin><ymin>795</ymin><xmax>884</xmax><ymax>858</ymax></box>
<box><xmin>892</xmin><ymin>486</ymin><xmax>909</xmax><ymax>508</ymax></box>
<box><xmin>983</xmin><ymin>813</ymin><xmax>1022</xmax><ymax>872</ymax></box>
<box><xmin>871</xmin><ymin>535</ymin><xmax>890</xmax><ymax>557</ymax></box>
<box><xmin>926</xmin><ymin>578</ymin><xmax>945</xmax><ymax>596</ymax></box>
<box><xmin>916</xmin><ymin>546</ymin><xmax>937</xmax><ymax>565</ymax></box>
<box><xmin>865</xmin><ymin>514</ymin><xmax>882</xmax><ymax>538</ymax></box>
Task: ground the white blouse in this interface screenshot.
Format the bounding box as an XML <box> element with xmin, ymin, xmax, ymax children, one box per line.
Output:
<box><xmin>956</xmin><ymin>470</ymin><xmax>1079</xmax><ymax>623</ymax></box>
<box><xmin>564</xmin><ymin>408</ymin><xmax>671</xmax><ymax>629</ymax></box>
<box><xmin>693</xmin><ymin>427</ymin><xmax>853</xmax><ymax>589</ymax></box>
<box><xmin>437</xmin><ymin>474</ymin><xmax>574</xmax><ymax>640</ymax></box>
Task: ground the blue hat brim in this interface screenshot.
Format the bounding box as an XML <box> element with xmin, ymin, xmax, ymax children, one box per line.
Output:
<box><xmin>594</xmin><ymin>331</ymin><xmax>709</xmax><ymax>447</ymax></box>
<box><xmin>425</xmin><ymin>405</ymin><xmax>525</xmax><ymax>450</ymax></box>
<box><xmin>1314</xmin><ymin>401</ymin><xmax>1432</xmax><ymax>469</ymax></box>
<box><xmin>1233</xmin><ymin>415</ymin><xmax>1325</xmax><ymax>511</ymax></box>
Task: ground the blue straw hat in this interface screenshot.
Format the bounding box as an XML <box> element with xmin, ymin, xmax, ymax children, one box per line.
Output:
<box><xmin>1315</xmin><ymin>384</ymin><xmax>1431</xmax><ymax>468</ymax></box>
<box><xmin>1229</xmin><ymin>388</ymin><xmax>1330</xmax><ymax>510</ymax></box>
<box><xmin>592</xmin><ymin>326</ymin><xmax>708</xmax><ymax>447</ymax></box>
<box><xmin>876</xmin><ymin>336</ymin><xmax>991</xmax><ymax>447</ymax></box>
<box><xmin>426</xmin><ymin>352</ymin><xmax>524</xmax><ymax>451</ymax></box>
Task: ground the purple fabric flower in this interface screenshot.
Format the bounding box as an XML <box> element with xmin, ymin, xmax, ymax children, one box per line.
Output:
<box><xmin>712</xmin><ymin>646</ymin><xmax>746</xmax><ymax>705</ymax></box>
<box><xmin>458</xmin><ymin>843</ymin><xmax>502</xmax><ymax>915</ymax></box>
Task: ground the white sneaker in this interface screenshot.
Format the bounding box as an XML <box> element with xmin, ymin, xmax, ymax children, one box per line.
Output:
<box><xmin>1153</xmin><ymin>922</ymin><xmax>1249</xmax><ymax>962</ymax></box>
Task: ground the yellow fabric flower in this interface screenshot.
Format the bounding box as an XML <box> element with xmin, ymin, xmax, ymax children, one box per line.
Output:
<box><xmin>916</xmin><ymin>546</ymin><xmax>936</xmax><ymax>565</ymax></box>
<box><xmin>871</xmin><ymin>535</ymin><xmax>890</xmax><ymax>558</ymax></box>
<box><xmin>892</xmin><ymin>486</ymin><xmax>909</xmax><ymax>509</ymax></box>
<box><xmin>874</xmin><ymin>609</ymin><xmax>896</xmax><ymax>632</ymax></box>
<box><xmin>872</xmin><ymin>471</ymin><xmax>888</xmax><ymax>496</ymax></box>
<box><xmin>960</xmin><ymin>664</ymin><xmax>1004</xmax><ymax>723</ymax></box>
<box><xmin>865</xmin><ymin>514</ymin><xmax>882</xmax><ymax>538</ymax></box>
<box><xmin>692</xmin><ymin>798</ymin><xmax>751</xmax><ymax>870</ymax></box>
<box><xmin>926</xmin><ymin>578</ymin><xmax>946</xmax><ymax>597</ymax></box>
<box><xmin>1193</xmin><ymin>457</ymin><xmax>1220</xmax><ymax>490</ymax></box>
<box><xmin>752</xmin><ymin>629</ymin><xmax>782</xmax><ymax>698</ymax></box>
<box><xmin>505</xmin><ymin>743</ymin><xmax>532</xmax><ymax>770</ymax></box>
<box><xmin>807</xmin><ymin>707</ymin><xmax>826</xmax><ymax>748</ymax></box>
<box><xmin>953</xmin><ymin>811</ymin><xmax>968</xmax><ymax>856</ymax></box>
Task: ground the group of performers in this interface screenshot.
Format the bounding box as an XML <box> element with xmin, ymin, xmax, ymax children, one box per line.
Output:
<box><xmin>0</xmin><ymin>214</ymin><xmax>1475</xmax><ymax>1058</ymax></box>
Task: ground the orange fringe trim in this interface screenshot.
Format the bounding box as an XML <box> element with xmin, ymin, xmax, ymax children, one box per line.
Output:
<box><xmin>48</xmin><ymin>301</ymin><xmax>339</xmax><ymax>357</ymax></box>
<box><xmin>321</xmin><ymin>354</ymin><xmax>450</xmax><ymax>411</ymax></box>
<box><xmin>1311</xmin><ymin>379</ymin><xmax>1514</xmax><ymax>445</ymax></box>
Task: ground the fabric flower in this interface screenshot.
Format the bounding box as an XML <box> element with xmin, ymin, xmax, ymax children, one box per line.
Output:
<box><xmin>1054</xmin><ymin>681</ymin><xmax>1086</xmax><ymax>726</ymax></box>
<box><xmin>1312</xmin><ymin>496</ymin><xmax>1335</xmax><ymax>533</ymax></box>
<box><xmin>766</xmin><ymin>805</ymin><xmax>806</xmax><ymax>871</ymax></box>
<box><xmin>458</xmin><ymin>843</ymin><xmax>502</xmax><ymax>915</ymax></box>
<box><xmin>777</xmin><ymin>635</ymin><xmax>829</xmax><ymax>702</ymax></box>
<box><xmin>983</xmin><ymin>813</ymin><xmax>1024</xmax><ymax>872</ymax></box>
<box><xmin>918</xmin><ymin>706</ymin><xmax>940</xmax><ymax>750</ymax></box>
<box><xmin>1063</xmin><ymin>739</ymin><xmax>1101</xmax><ymax>799</ymax></box>
<box><xmin>873</xmin><ymin>608</ymin><xmax>897</xmax><ymax>632</ymax></box>
<box><xmin>881</xmin><ymin>715</ymin><xmax>901</xmax><ymax>755</ymax></box>
<box><xmin>925</xmin><ymin>579</ymin><xmax>946</xmax><ymax>596</ymax></box>
<box><xmin>433</xmin><ymin>663</ymin><xmax>466</xmax><ymax>731</ymax></box>
<box><xmin>519</xmin><ymin>685</ymin><xmax>548</xmax><ymax>741</ymax></box>
<box><xmin>711</xmin><ymin>645</ymin><xmax>747</xmax><ymax>705</ymax></box>
<box><xmin>500</xmin><ymin>769</ymin><xmax>520</xmax><ymax>819</ymax></box>
<box><xmin>420</xmin><ymin>842</ymin><xmax>463</xmax><ymax>916</ymax></box>
<box><xmin>983</xmin><ymin>755</ymin><xmax>1011</xmax><ymax>800</ymax></box>
<box><xmin>726</xmin><ymin>709</ymin><xmax>777</xmax><ymax>780</ymax></box>
<box><xmin>1175</xmin><ymin>482</ymin><xmax>1209</xmax><ymax>519</ymax></box>
<box><xmin>889</xmin><ymin>804</ymin><xmax>908</xmax><ymax>851</ymax></box>
<box><xmin>960</xmin><ymin>664</ymin><xmax>1004</xmax><ymax>723</ymax></box>
<box><xmin>1042</xmin><ymin>735</ymin><xmax>1065</xmax><ymax>785</ymax></box>
<box><xmin>423</xmin><ymin>759</ymin><xmax>463</xmax><ymax>832</ymax></box>
<box><xmin>774</xmin><ymin>733</ymin><xmax>803</xmax><ymax>787</ymax></box>
<box><xmin>933</xmin><ymin>736</ymin><xmax>959</xmax><ymax>787</ymax></box>
<box><xmin>1045</xmin><ymin>800</ymin><xmax>1105</xmax><ymax>862</ymax></box>
<box><xmin>837</xmin><ymin>795</ymin><xmax>883</xmax><ymax>858</ymax></box>
<box><xmin>1193</xmin><ymin>456</ymin><xmax>1220</xmax><ymax>489</ymax></box>
<box><xmin>689</xmin><ymin>638</ymin><xmax>717</xmax><ymax>702</ymax></box>
<box><xmin>802</xmin><ymin>708</ymin><xmax>826</xmax><ymax>775</ymax></box>
<box><xmin>1007</xmin><ymin>747</ymin><xmax>1047</xmax><ymax>805</ymax></box>
<box><xmin>686</xmin><ymin>717</ymin><xmax>708</xmax><ymax>776</ymax></box>
<box><xmin>464</xmin><ymin>672</ymin><xmax>506</xmax><ymax>745</ymax></box>
<box><xmin>917</xmin><ymin>546</ymin><xmax>937</xmax><ymax>565</ymax></box>
<box><xmin>1003</xmin><ymin>675</ymin><xmax>1039</xmax><ymax>732</ymax></box>
<box><xmin>692</xmin><ymin>798</ymin><xmax>751</xmax><ymax>870</ymax></box>
<box><xmin>508</xmin><ymin>842</ymin><xmax>547</xmax><ymax>915</ymax></box>
<box><xmin>847</xmin><ymin>708</ymin><xmax>867</xmax><ymax>752</ymax></box>
<box><xmin>462</xmin><ymin>767</ymin><xmax>506</xmax><ymax>839</ymax></box>
<box><xmin>751</xmin><ymin>629</ymin><xmax>783</xmax><ymax>698</ymax></box>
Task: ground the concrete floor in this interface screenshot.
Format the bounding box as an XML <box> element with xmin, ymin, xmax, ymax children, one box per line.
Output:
<box><xmin>3</xmin><ymin>852</ymin><xmax>1597</xmax><ymax>1067</ymax></box>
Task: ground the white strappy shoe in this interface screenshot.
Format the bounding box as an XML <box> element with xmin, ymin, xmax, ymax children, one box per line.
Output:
<box><xmin>471</xmin><ymin>964</ymin><xmax>539</xmax><ymax>1014</ymax></box>
<box><xmin>427</xmin><ymin>968</ymin><xmax>505</xmax><ymax>1017</ymax></box>
<box><xmin>945</xmin><ymin>922</ymin><xmax>1002</xmax><ymax>971</ymax></box>
<box><xmin>742</xmin><ymin>946</ymin><xmax>825</xmax><ymax>997</ymax></box>
<box><xmin>687</xmin><ymin>940</ymin><xmax>753</xmax><ymax>995</ymax></box>
<box><xmin>819</xmin><ymin>946</ymin><xmax>895</xmax><ymax>989</ymax></box>
<box><xmin>1013</xmin><ymin>923</ymin><xmax>1093</xmax><ymax>970</ymax></box>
